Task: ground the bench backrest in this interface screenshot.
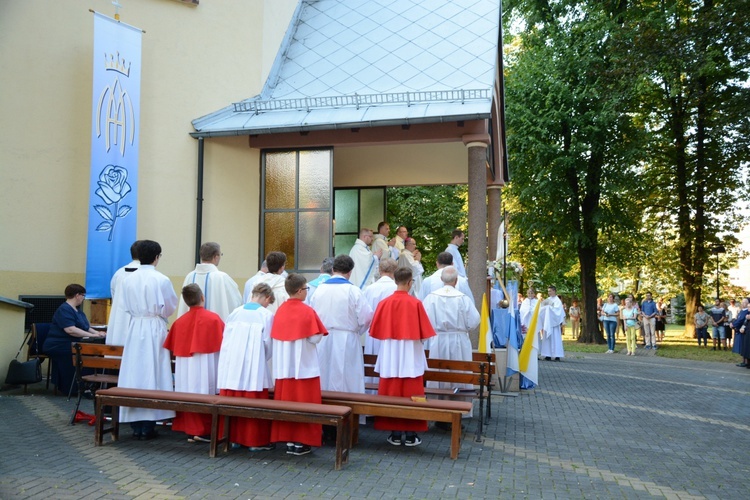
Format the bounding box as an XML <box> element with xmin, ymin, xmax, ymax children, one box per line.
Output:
<box><xmin>72</xmin><ymin>343</ymin><xmax>123</xmax><ymax>370</ymax></box>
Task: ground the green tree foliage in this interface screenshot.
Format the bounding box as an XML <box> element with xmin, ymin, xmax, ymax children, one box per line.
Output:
<box><xmin>503</xmin><ymin>0</ymin><xmax>647</xmax><ymax>343</ymax></box>
<box><xmin>626</xmin><ymin>0</ymin><xmax>750</xmax><ymax>336</ymax></box>
<box><xmin>386</xmin><ymin>186</ymin><xmax>467</xmax><ymax>275</ymax></box>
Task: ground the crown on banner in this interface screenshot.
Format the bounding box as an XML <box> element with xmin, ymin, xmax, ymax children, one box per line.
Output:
<box><xmin>104</xmin><ymin>52</ymin><xmax>131</xmax><ymax>76</ymax></box>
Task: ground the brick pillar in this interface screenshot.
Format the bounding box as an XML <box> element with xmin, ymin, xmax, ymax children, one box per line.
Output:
<box><xmin>463</xmin><ymin>135</ymin><xmax>489</xmax><ymax>347</ymax></box>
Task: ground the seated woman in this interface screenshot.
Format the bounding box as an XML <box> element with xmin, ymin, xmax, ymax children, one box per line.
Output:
<box><xmin>43</xmin><ymin>284</ymin><xmax>106</xmax><ymax>394</ymax></box>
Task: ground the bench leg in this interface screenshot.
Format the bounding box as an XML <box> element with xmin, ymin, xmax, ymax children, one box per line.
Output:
<box><xmin>350</xmin><ymin>415</ymin><xmax>360</xmax><ymax>445</ymax></box>
<box><xmin>110</xmin><ymin>404</ymin><xmax>120</xmax><ymax>442</ymax></box>
<box><xmin>450</xmin><ymin>414</ymin><xmax>462</xmax><ymax>459</ymax></box>
<box><xmin>95</xmin><ymin>397</ymin><xmax>104</xmax><ymax>445</ymax></box>
<box><xmin>334</xmin><ymin>415</ymin><xmax>352</xmax><ymax>470</ymax></box>
<box><xmin>209</xmin><ymin>413</ymin><xmax>219</xmax><ymax>458</ymax></box>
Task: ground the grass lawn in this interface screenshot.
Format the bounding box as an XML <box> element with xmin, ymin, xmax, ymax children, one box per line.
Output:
<box><xmin>562</xmin><ymin>323</ymin><xmax>743</xmax><ymax>363</ymax></box>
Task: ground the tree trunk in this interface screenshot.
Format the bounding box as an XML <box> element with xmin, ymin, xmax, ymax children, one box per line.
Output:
<box><xmin>579</xmin><ymin>245</ymin><xmax>603</xmax><ymax>343</ymax></box>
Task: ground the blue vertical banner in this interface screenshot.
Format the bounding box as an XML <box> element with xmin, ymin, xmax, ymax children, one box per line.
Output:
<box><xmin>85</xmin><ymin>13</ymin><xmax>142</xmax><ymax>298</ymax></box>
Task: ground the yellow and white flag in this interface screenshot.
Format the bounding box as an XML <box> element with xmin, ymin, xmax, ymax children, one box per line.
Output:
<box><xmin>518</xmin><ymin>298</ymin><xmax>541</xmax><ymax>385</ymax></box>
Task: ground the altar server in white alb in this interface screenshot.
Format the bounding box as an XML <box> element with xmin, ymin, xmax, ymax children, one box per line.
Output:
<box><xmin>243</xmin><ymin>260</ymin><xmax>268</xmax><ymax>303</ymax></box>
<box><xmin>305</xmin><ymin>257</ymin><xmax>334</xmax><ymax>305</ymax></box>
<box><xmin>254</xmin><ymin>251</ymin><xmax>289</xmax><ymax>313</ymax></box>
<box><xmin>107</xmin><ymin>240</ymin><xmax>141</xmax><ymax>347</ymax></box>
<box><xmin>422</xmin><ymin>266</ymin><xmax>480</xmax><ymax>395</ymax></box>
<box><xmin>363</xmin><ymin>257</ymin><xmax>398</xmax><ymax>392</ymax></box>
<box><xmin>539</xmin><ymin>285</ymin><xmax>566</xmax><ymax>361</ymax></box>
<box><xmin>418</xmin><ymin>251</ymin><xmax>473</xmax><ymax>300</ymax></box>
<box><xmin>349</xmin><ymin>228</ymin><xmax>381</xmax><ymax>290</ymax></box>
<box><xmin>163</xmin><ymin>284</ymin><xmax>224</xmax><ymax>441</ymax></box>
<box><xmin>445</xmin><ymin>229</ymin><xmax>467</xmax><ymax>278</ymax></box>
<box><xmin>216</xmin><ymin>283</ymin><xmax>276</xmax><ymax>450</ymax></box>
<box><xmin>177</xmin><ymin>242</ymin><xmax>242</xmax><ymax>321</ymax></box>
<box><xmin>118</xmin><ymin>240</ymin><xmax>178</xmax><ymax>439</ymax></box>
<box><xmin>310</xmin><ymin>254</ymin><xmax>373</xmax><ymax>394</ymax></box>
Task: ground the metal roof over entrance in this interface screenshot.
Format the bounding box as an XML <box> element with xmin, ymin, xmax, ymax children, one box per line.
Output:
<box><xmin>191</xmin><ymin>0</ymin><xmax>502</xmax><ymax>138</ymax></box>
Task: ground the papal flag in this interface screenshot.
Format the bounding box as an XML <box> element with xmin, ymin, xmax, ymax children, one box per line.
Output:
<box><xmin>518</xmin><ymin>297</ymin><xmax>542</xmax><ymax>386</ymax></box>
<box><xmin>478</xmin><ymin>293</ymin><xmax>492</xmax><ymax>353</ymax></box>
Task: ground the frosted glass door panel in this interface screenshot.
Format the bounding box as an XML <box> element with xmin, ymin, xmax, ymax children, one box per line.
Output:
<box><xmin>334</xmin><ymin>189</ymin><xmax>358</xmax><ymax>233</ymax></box>
<box><xmin>298</xmin><ymin>212</ymin><xmax>331</xmax><ymax>269</ymax></box>
<box><xmin>264</xmin><ymin>212</ymin><xmax>296</xmax><ymax>269</ymax></box>
<box><xmin>299</xmin><ymin>150</ymin><xmax>331</xmax><ymax>209</ymax></box>
<box><xmin>265</xmin><ymin>152</ymin><xmax>296</xmax><ymax>209</ymax></box>
<box><xmin>359</xmin><ymin>188</ymin><xmax>385</xmax><ymax>230</ymax></box>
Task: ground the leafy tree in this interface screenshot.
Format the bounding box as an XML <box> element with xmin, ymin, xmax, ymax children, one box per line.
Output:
<box><xmin>627</xmin><ymin>0</ymin><xmax>750</xmax><ymax>336</ymax></box>
<box><xmin>503</xmin><ymin>0</ymin><xmax>647</xmax><ymax>343</ymax></box>
<box><xmin>386</xmin><ymin>186</ymin><xmax>467</xmax><ymax>276</ymax></box>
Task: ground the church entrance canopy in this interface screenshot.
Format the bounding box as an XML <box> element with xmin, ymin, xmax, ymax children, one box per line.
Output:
<box><xmin>190</xmin><ymin>0</ymin><xmax>508</xmax><ymax>308</ymax></box>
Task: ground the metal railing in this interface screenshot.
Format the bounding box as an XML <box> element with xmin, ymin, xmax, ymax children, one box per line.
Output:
<box><xmin>233</xmin><ymin>88</ymin><xmax>491</xmax><ymax>114</ymax></box>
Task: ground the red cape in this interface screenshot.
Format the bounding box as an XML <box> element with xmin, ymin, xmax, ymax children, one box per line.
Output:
<box><xmin>271</xmin><ymin>299</ymin><xmax>328</xmax><ymax>341</ymax></box>
<box><xmin>369</xmin><ymin>291</ymin><xmax>436</xmax><ymax>341</ymax></box>
<box><xmin>163</xmin><ymin>307</ymin><xmax>224</xmax><ymax>356</ymax></box>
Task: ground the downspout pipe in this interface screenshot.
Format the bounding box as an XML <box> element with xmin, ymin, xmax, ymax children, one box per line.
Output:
<box><xmin>195</xmin><ymin>137</ymin><xmax>204</xmax><ymax>264</ymax></box>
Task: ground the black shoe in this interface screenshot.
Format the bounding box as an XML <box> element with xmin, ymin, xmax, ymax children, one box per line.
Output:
<box><xmin>434</xmin><ymin>421</ymin><xmax>451</xmax><ymax>431</ymax></box>
<box><xmin>404</xmin><ymin>433</ymin><xmax>422</xmax><ymax>447</ymax></box>
<box><xmin>544</xmin><ymin>356</ymin><xmax>552</xmax><ymax>361</ymax></box>
<box><xmin>141</xmin><ymin>430</ymin><xmax>159</xmax><ymax>440</ymax></box>
<box><xmin>386</xmin><ymin>433</ymin><xmax>403</xmax><ymax>446</ymax></box>
<box><xmin>736</xmin><ymin>363</ymin><xmax>747</xmax><ymax>367</ymax></box>
<box><xmin>554</xmin><ymin>357</ymin><xmax>561</xmax><ymax>362</ymax></box>
<box><xmin>288</xmin><ymin>444</ymin><xmax>312</xmax><ymax>456</ymax></box>
<box><xmin>131</xmin><ymin>431</ymin><xmax>142</xmax><ymax>440</ymax></box>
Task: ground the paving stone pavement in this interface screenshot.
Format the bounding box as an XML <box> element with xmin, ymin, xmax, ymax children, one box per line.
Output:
<box><xmin>1</xmin><ymin>352</ymin><xmax>748</xmax><ymax>499</ymax></box>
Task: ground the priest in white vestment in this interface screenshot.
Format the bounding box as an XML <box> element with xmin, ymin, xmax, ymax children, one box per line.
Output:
<box><xmin>362</xmin><ymin>258</ymin><xmax>398</xmax><ymax>392</ymax></box>
<box><xmin>422</xmin><ymin>266</ymin><xmax>480</xmax><ymax>404</ymax></box>
<box><xmin>310</xmin><ymin>254</ymin><xmax>373</xmax><ymax>395</ymax></box>
<box><xmin>177</xmin><ymin>242</ymin><xmax>242</xmax><ymax>321</ymax></box>
<box><xmin>349</xmin><ymin>228</ymin><xmax>381</xmax><ymax>290</ymax></box>
<box><xmin>254</xmin><ymin>251</ymin><xmax>289</xmax><ymax>314</ymax></box>
<box><xmin>418</xmin><ymin>251</ymin><xmax>473</xmax><ymax>300</ymax></box>
<box><xmin>242</xmin><ymin>260</ymin><xmax>268</xmax><ymax>303</ymax></box>
<box><xmin>398</xmin><ymin>238</ymin><xmax>424</xmax><ymax>297</ymax></box>
<box><xmin>539</xmin><ymin>285</ymin><xmax>566</xmax><ymax>361</ymax></box>
<box><xmin>117</xmin><ymin>240</ymin><xmax>178</xmax><ymax>439</ymax></box>
<box><xmin>107</xmin><ymin>240</ymin><xmax>141</xmax><ymax>347</ymax></box>
<box><xmin>445</xmin><ymin>229</ymin><xmax>466</xmax><ymax>278</ymax></box>
<box><xmin>372</xmin><ymin>222</ymin><xmax>398</xmax><ymax>263</ymax></box>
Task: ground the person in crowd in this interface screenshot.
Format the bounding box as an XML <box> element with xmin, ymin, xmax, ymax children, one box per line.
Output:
<box><xmin>419</xmin><ymin>252</ymin><xmax>473</xmax><ymax>300</ymax></box>
<box><xmin>618</xmin><ymin>298</ymin><xmax>627</xmax><ymax>339</ymax></box>
<box><xmin>270</xmin><ymin>274</ymin><xmax>328</xmax><ymax>456</ymax></box>
<box><xmin>349</xmin><ymin>228</ymin><xmax>381</xmax><ymax>289</ymax></box>
<box><xmin>305</xmin><ymin>257</ymin><xmax>334</xmax><ymax>304</ymax></box>
<box><xmin>726</xmin><ymin>299</ymin><xmax>739</xmax><ymax>348</ymax></box>
<box><xmin>622</xmin><ymin>298</ymin><xmax>639</xmax><ymax>356</ymax></box>
<box><xmin>596</xmin><ymin>297</ymin><xmax>604</xmax><ymax>339</ymax></box>
<box><xmin>641</xmin><ymin>292</ymin><xmax>658</xmax><ymax>350</ymax></box>
<box><xmin>422</xmin><ymin>266</ymin><xmax>480</xmax><ymax>426</ymax></box>
<box><xmin>107</xmin><ymin>240</ymin><xmax>140</xmax><ymax>347</ymax></box>
<box><xmin>363</xmin><ymin>258</ymin><xmax>398</xmax><ymax>384</ymax></box>
<box><xmin>177</xmin><ymin>242</ymin><xmax>242</xmax><ymax>321</ymax></box>
<box><xmin>163</xmin><ymin>284</ymin><xmax>224</xmax><ymax>442</ymax></box>
<box><xmin>394</xmin><ymin>225</ymin><xmax>408</xmax><ymax>253</ymax></box>
<box><xmin>655</xmin><ymin>298</ymin><xmax>667</xmax><ymax>343</ymax></box>
<box><xmin>43</xmin><ymin>284</ymin><xmax>106</xmax><ymax>395</ymax></box>
<box><xmin>601</xmin><ymin>293</ymin><xmax>620</xmax><ymax>353</ymax></box>
<box><xmin>539</xmin><ymin>285</ymin><xmax>566</xmax><ymax>361</ymax></box>
<box><xmin>398</xmin><ymin>237</ymin><xmax>424</xmax><ymax>297</ymax></box>
<box><xmin>738</xmin><ymin>299</ymin><xmax>750</xmax><ymax>369</ymax></box>
<box><xmin>254</xmin><ymin>252</ymin><xmax>288</xmax><ymax>313</ymax></box>
<box><xmin>694</xmin><ymin>304</ymin><xmax>710</xmax><ymax>347</ymax></box>
<box><xmin>519</xmin><ymin>287</ymin><xmax>538</xmax><ymax>335</ymax></box>
<box><xmin>372</xmin><ymin>221</ymin><xmax>399</xmax><ymax>261</ymax></box>
<box><xmin>731</xmin><ymin>298</ymin><xmax>748</xmax><ymax>366</ymax></box>
<box><xmin>709</xmin><ymin>299</ymin><xmax>728</xmax><ymax>350</ymax></box>
<box><xmin>243</xmin><ymin>260</ymin><xmax>268</xmax><ymax>303</ymax></box>
<box><xmin>569</xmin><ymin>299</ymin><xmax>581</xmax><ymax>339</ymax></box>
<box><xmin>217</xmin><ymin>283</ymin><xmax>276</xmax><ymax>451</ymax></box>
<box><xmin>444</xmin><ymin>229</ymin><xmax>466</xmax><ymax>278</ymax></box>
<box><xmin>310</xmin><ymin>255</ymin><xmax>373</xmax><ymax>396</ymax></box>
<box><xmin>627</xmin><ymin>294</ymin><xmax>641</xmax><ymax>345</ymax></box>
<box><xmin>369</xmin><ymin>267</ymin><xmax>436</xmax><ymax>447</ymax></box>
<box><xmin>118</xmin><ymin>240</ymin><xmax>178</xmax><ymax>440</ymax></box>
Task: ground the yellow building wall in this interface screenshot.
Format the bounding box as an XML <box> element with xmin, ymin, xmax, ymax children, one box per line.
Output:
<box><xmin>333</xmin><ymin>143</ymin><xmax>469</xmax><ymax>187</ymax></box>
<box><xmin>0</xmin><ymin>0</ymin><xmax>297</xmax><ymax>379</ymax></box>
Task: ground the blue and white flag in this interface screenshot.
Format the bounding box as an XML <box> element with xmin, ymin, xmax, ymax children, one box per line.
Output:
<box><xmin>85</xmin><ymin>13</ymin><xmax>142</xmax><ymax>298</ymax></box>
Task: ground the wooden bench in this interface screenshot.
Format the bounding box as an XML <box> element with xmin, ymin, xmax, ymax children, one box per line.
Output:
<box><xmin>94</xmin><ymin>387</ymin><xmax>353</xmax><ymax>470</ymax></box>
<box><xmin>320</xmin><ymin>390</ymin><xmax>472</xmax><ymax>459</ymax></box>
<box><xmin>70</xmin><ymin>342</ymin><xmax>123</xmax><ymax>425</ymax></box>
<box><xmin>364</xmin><ymin>353</ymin><xmax>490</xmax><ymax>440</ymax></box>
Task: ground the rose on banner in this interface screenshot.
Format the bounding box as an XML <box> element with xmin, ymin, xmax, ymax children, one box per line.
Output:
<box><xmin>93</xmin><ymin>164</ymin><xmax>132</xmax><ymax>241</ymax></box>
